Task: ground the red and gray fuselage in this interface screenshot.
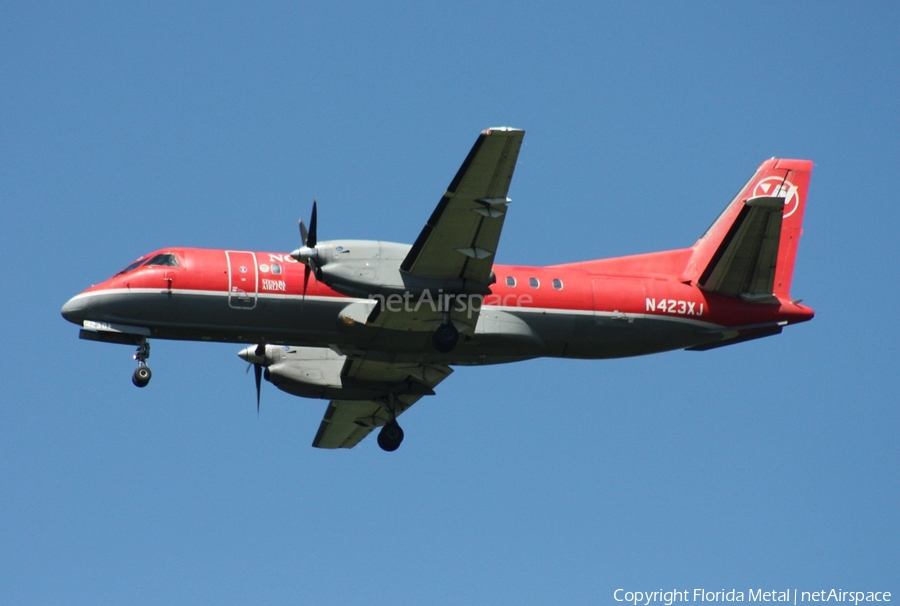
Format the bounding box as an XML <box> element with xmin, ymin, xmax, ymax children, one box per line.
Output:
<box><xmin>61</xmin><ymin>244</ymin><xmax>814</xmax><ymax>365</ymax></box>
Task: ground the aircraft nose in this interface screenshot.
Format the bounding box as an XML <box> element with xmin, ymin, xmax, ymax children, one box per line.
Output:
<box><xmin>61</xmin><ymin>294</ymin><xmax>88</xmax><ymax>325</ymax></box>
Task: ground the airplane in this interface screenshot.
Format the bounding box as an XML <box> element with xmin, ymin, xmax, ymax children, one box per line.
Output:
<box><xmin>61</xmin><ymin>127</ymin><xmax>815</xmax><ymax>452</ymax></box>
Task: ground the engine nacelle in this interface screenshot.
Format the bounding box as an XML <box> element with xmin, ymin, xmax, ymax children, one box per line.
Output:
<box><xmin>258</xmin><ymin>345</ymin><xmax>434</xmax><ymax>401</ymax></box>
<box><xmin>315</xmin><ymin>240</ymin><xmax>492</xmax><ymax>298</ymax></box>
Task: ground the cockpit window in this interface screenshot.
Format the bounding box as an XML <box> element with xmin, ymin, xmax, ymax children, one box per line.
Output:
<box><xmin>145</xmin><ymin>253</ymin><xmax>180</xmax><ymax>267</ymax></box>
<box><xmin>118</xmin><ymin>258</ymin><xmax>147</xmax><ymax>274</ymax></box>
<box><xmin>116</xmin><ymin>253</ymin><xmax>180</xmax><ymax>275</ymax></box>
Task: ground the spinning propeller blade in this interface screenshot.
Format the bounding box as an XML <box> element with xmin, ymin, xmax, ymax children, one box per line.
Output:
<box><xmin>299</xmin><ymin>219</ymin><xmax>309</xmax><ymax>247</ymax></box>
<box><xmin>303</xmin><ymin>264</ymin><xmax>311</xmax><ymax>299</ymax></box>
<box><xmin>254</xmin><ymin>364</ymin><xmax>262</xmax><ymax>415</ymax></box>
<box><xmin>253</xmin><ymin>342</ymin><xmax>265</xmax><ymax>415</ymax></box>
<box><xmin>241</xmin><ymin>344</ymin><xmax>267</xmax><ymax>415</ymax></box>
<box><xmin>307</xmin><ymin>199</ymin><xmax>317</xmax><ymax>247</ymax></box>
<box><xmin>297</xmin><ymin>199</ymin><xmax>319</xmax><ymax>302</ymax></box>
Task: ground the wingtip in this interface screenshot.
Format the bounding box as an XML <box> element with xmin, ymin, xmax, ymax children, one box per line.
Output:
<box><xmin>483</xmin><ymin>126</ymin><xmax>524</xmax><ymax>134</ymax></box>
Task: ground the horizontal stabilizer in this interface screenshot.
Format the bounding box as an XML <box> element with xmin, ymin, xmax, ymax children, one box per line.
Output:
<box><xmin>698</xmin><ymin>195</ymin><xmax>785</xmax><ymax>299</ymax></box>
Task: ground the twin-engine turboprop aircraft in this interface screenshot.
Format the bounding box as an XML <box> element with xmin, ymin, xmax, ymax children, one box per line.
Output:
<box><xmin>62</xmin><ymin>127</ymin><xmax>815</xmax><ymax>451</ymax></box>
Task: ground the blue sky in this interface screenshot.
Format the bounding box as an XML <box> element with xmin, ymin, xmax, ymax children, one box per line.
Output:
<box><xmin>2</xmin><ymin>2</ymin><xmax>898</xmax><ymax>604</ymax></box>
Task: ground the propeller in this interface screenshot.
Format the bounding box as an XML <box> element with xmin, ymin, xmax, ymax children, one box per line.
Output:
<box><xmin>239</xmin><ymin>343</ymin><xmax>267</xmax><ymax>415</ymax></box>
<box><xmin>292</xmin><ymin>199</ymin><xmax>319</xmax><ymax>301</ymax></box>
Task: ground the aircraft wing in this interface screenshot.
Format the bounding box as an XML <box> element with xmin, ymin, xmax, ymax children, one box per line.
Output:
<box><xmin>400</xmin><ymin>127</ymin><xmax>525</xmax><ymax>289</ymax></box>
<box><xmin>312</xmin><ymin>358</ymin><xmax>453</xmax><ymax>449</ymax></box>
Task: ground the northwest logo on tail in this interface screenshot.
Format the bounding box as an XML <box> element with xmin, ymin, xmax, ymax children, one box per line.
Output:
<box><xmin>753</xmin><ymin>177</ymin><xmax>800</xmax><ymax>218</ymax></box>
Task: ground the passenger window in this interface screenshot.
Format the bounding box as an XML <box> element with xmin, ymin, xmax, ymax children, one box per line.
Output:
<box><xmin>529</xmin><ymin>277</ymin><xmax>540</xmax><ymax>289</ymax></box>
<box><xmin>506</xmin><ymin>276</ymin><xmax>516</xmax><ymax>287</ymax></box>
<box><xmin>552</xmin><ymin>278</ymin><xmax>563</xmax><ymax>290</ymax></box>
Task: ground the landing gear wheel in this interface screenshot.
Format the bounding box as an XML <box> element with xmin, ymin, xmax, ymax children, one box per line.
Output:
<box><xmin>377</xmin><ymin>420</ymin><xmax>404</xmax><ymax>452</ymax></box>
<box><xmin>132</xmin><ymin>365</ymin><xmax>152</xmax><ymax>388</ymax></box>
<box><xmin>432</xmin><ymin>322</ymin><xmax>459</xmax><ymax>353</ymax></box>
<box><xmin>131</xmin><ymin>339</ymin><xmax>152</xmax><ymax>387</ymax></box>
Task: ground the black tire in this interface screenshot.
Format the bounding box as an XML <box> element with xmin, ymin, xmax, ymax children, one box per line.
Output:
<box><xmin>132</xmin><ymin>366</ymin><xmax>152</xmax><ymax>388</ymax></box>
<box><xmin>432</xmin><ymin>322</ymin><xmax>459</xmax><ymax>353</ymax></box>
<box><xmin>377</xmin><ymin>420</ymin><xmax>404</xmax><ymax>452</ymax></box>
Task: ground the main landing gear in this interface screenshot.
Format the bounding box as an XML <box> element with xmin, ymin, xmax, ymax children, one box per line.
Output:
<box><xmin>376</xmin><ymin>393</ymin><xmax>405</xmax><ymax>452</ymax></box>
<box><xmin>131</xmin><ymin>339</ymin><xmax>152</xmax><ymax>388</ymax></box>
<box><xmin>432</xmin><ymin>321</ymin><xmax>459</xmax><ymax>353</ymax></box>
<box><xmin>377</xmin><ymin>419</ymin><xmax>404</xmax><ymax>452</ymax></box>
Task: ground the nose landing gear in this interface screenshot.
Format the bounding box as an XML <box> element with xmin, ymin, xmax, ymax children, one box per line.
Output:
<box><xmin>131</xmin><ymin>339</ymin><xmax>152</xmax><ymax>387</ymax></box>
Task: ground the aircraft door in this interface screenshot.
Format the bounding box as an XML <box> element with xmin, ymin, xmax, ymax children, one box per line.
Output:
<box><xmin>226</xmin><ymin>251</ymin><xmax>258</xmax><ymax>309</ymax></box>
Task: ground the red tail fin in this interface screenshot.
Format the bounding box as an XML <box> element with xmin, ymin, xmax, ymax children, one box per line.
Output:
<box><xmin>683</xmin><ymin>158</ymin><xmax>813</xmax><ymax>301</ymax></box>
